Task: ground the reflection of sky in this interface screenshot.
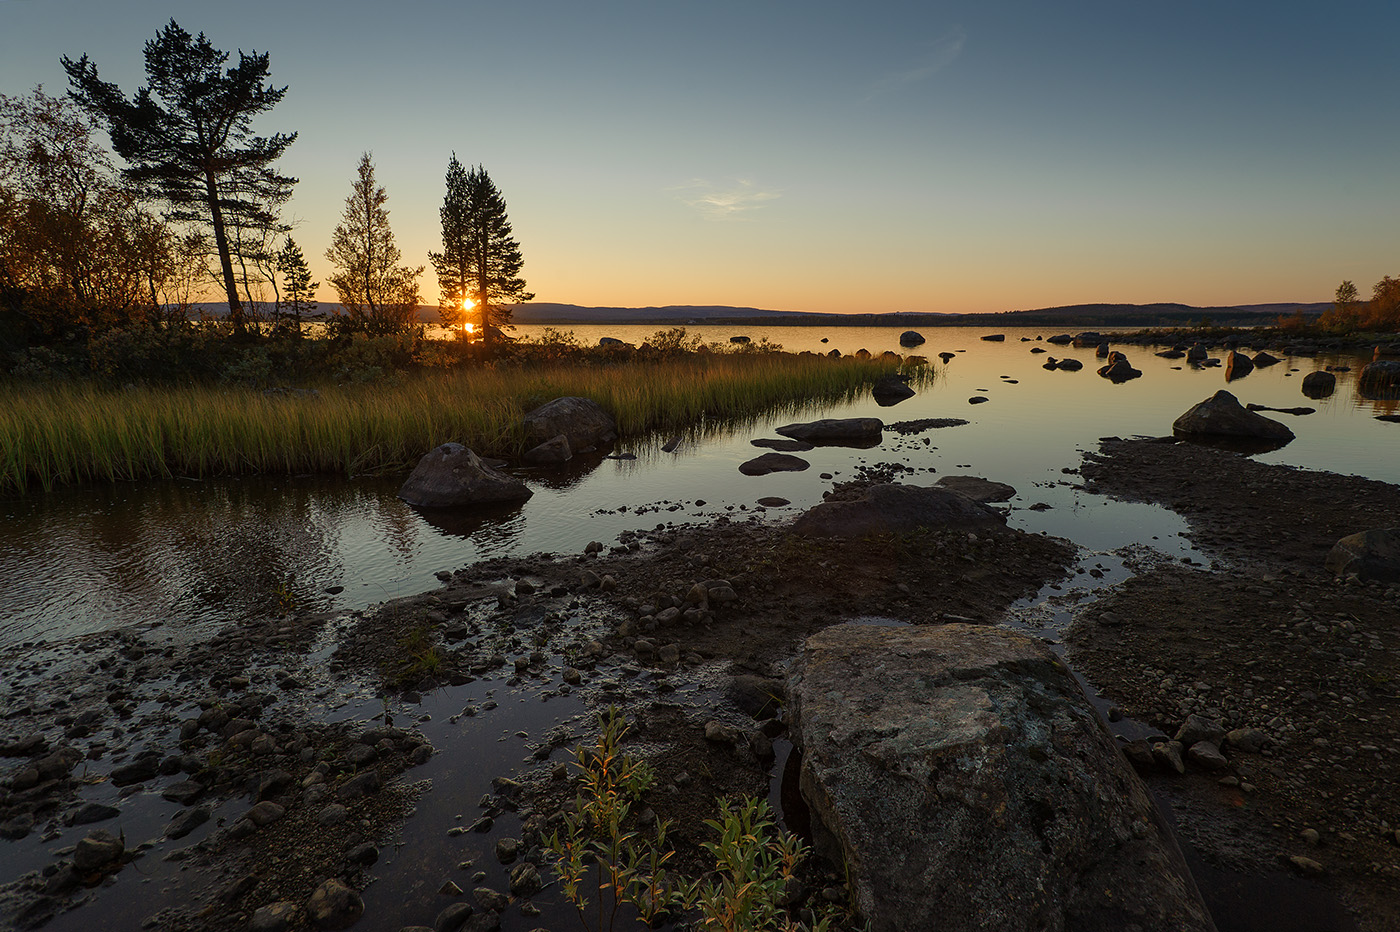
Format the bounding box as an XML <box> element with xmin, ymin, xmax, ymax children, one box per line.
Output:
<box><xmin>0</xmin><ymin>325</ymin><xmax>1392</xmax><ymax>646</ymax></box>
<box><xmin>4</xmin><ymin>2</ymin><xmax>1400</xmax><ymax>313</ymax></box>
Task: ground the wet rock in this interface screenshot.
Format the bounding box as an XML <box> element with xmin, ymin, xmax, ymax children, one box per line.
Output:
<box><xmin>739</xmin><ymin>452</ymin><xmax>810</xmax><ymax>476</ymax></box>
<box><xmin>348</xmin><ymin>843</ymin><xmax>379</xmax><ymax>867</ymax></box>
<box><xmin>1301</xmin><ymin>370</ymin><xmax>1336</xmax><ymax>398</ymax></box>
<box><xmin>72</xmin><ymin>829</ymin><xmax>125</xmax><ymax>872</ymax></box>
<box><xmin>1174</xmin><ymin>714</ymin><xmax>1226</xmax><ymax>747</ymax></box>
<box><xmin>306</xmin><ymin>878</ymin><xmax>364</xmax><ymax>930</ymax></box>
<box><xmin>791</xmin><ymin>483</ymin><xmax>1005</xmax><ymax>538</ymax></box>
<box><xmin>509</xmin><ymin>862</ymin><xmax>543</xmax><ymax>897</ymax></box>
<box><xmin>522</xmin><ymin>397</ymin><xmax>618</xmax><ymax>452</ymax></box>
<box><xmin>1172</xmin><ymin>390</ymin><xmax>1294</xmax><ymax>441</ymax></box>
<box><xmin>246</xmin><ymin>801</ymin><xmax>286</xmax><ymax>827</ymax></box>
<box><xmin>110</xmin><ymin>753</ymin><xmax>161</xmax><ymax>786</ymax></box>
<box><xmin>1252</xmin><ymin>351</ymin><xmax>1281</xmax><ymax>368</ymax></box>
<box><xmin>0</xmin><ymin>734</ymin><xmax>46</xmax><ymax>756</ymax></box>
<box><xmin>1152</xmin><ymin>741</ymin><xmax>1186</xmax><ymax>775</ymax></box>
<box><xmin>704</xmin><ymin>720</ymin><xmax>741</xmax><ymax>745</ymax></box>
<box><xmin>166</xmin><ymin>805</ymin><xmax>211</xmax><ymax>839</ymax></box>
<box><xmin>1225</xmin><ymin>350</ymin><xmax>1254</xmax><ymax>380</ymax></box>
<box><xmin>473</xmin><ymin>887</ymin><xmax>510</xmax><ymax>913</ymax></box>
<box><xmin>495</xmin><ymin>837</ymin><xmax>520</xmax><ymax>864</ymax></box>
<box><xmin>398</xmin><ymin>444</ymin><xmax>532</xmax><ymax>508</ymax></box>
<box><xmin>1186</xmin><ymin>344</ymin><xmax>1207</xmax><ymax>363</ymax></box>
<box><xmin>250</xmin><ymin>901</ymin><xmax>300</xmax><ymax>932</ymax></box>
<box><xmin>1</xmin><ymin>813</ymin><xmax>35</xmax><ymax>839</ymax></box>
<box><xmin>1225</xmin><ymin>727</ymin><xmax>1270</xmax><ymax>754</ymax></box>
<box><xmin>935</xmin><ymin>475</ymin><xmax>1015</xmax><ymax>503</ymax></box>
<box><xmin>522</xmin><ymin>434</ymin><xmax>572</xmax><ymax>465</ymax></box>
<box><xmin>1072</xmin><ymin>332</ymin><xmax>1103</xmax><ymax>348</ymax></box>
<box><xmin>967</xmin><ymin>396</ymin><xmax>989</xmax><ymax>404</ymax></box>
<box><xmin>67</xmin><ymin>802</ymin><xmax>120</xmax><ymax>825</ymax></box>
<box><xmin>774</xmin><ymin>417</ymin><xmax>884</xmax><ymax>446</ymax></box>
<box><xmin>1097</xmin><ymin>352</ymin><xmax>1142</xmax><ymax>382</ymax></box>
<box><xmin>751</xmin><ymin>438</ymin><xmax>815</xmax><ymax>452</ymax></box>
<box><xmin>435</xmin><ymin>902</ymin><xmax>474</xmax><ymax>932</ymax></box>
<box><xmin>756</xmin><ymin>496</ymin><xmax>791</xmax><ymax>507</ymax></box>
<box><xmin>872</xmin><ymin>374</ymin><xmax>916</xmax><ymax>404</ymax></box>
<box><xmin>1047</xmin><ymin>333</ymin><xmax>1074</xmax><ymax>345</ymax></box>
<box><xmin>899</xmin><ymin>330</ymin><xmax>926</xmax><ymax>346</ymax></box>
<box><xmin>162</xmin><ymin>779</ymin><xmax>207</xmax><ymax>806</ymax></box>
<box><xmin>338</xmin><ymin>770</ymin><xmax>383</xmax><ymax>800</ymax></box>
<box><xmin>1054</xmin><ymin>357</ymin><xmax>1084</xmax><ymax>371</ymax></box>
<box><xmin>1186</xmin><ymin>741</ymin><xmax>1229</xmax><ymax>771</ymax></box>
<box><xmin>981</xmin><ymin>333</ymin><xmax>1005</xmax><ymax>342</ymax></box>
<box><xmin>1359</xmin><ymin>359</ymin><xmax>1400</xmax><ymax>395</ymax></box>
<box><xmin>1325</xmin><ymin>528</ymin><xmax>1400</xmax><ymax>584</ymax></box>
<box><xmin>789</xmin><ymin>623</ymin><xmax>1213</xmax><ymax>932</ymax></box>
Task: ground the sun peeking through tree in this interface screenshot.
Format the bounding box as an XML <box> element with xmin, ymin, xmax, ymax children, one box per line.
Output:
<box><xmin>429</xmin><ymin>156</ymin><xmax>532</xmax><ymax>350</ymax></box>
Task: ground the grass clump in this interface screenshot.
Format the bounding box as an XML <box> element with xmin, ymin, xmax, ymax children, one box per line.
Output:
<box><xmin>548</xmin><ymin>707</ymin><xmax>844</xmax><ymax>932</ymax></box>
<box><xmin>1</xmin><ymin>352</ymin><xmax>911</xmax><ymax>495</ymax></box>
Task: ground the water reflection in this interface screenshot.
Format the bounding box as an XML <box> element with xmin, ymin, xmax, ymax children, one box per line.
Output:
<box><xmin>1</xmin><ymin>325</ymin><xmax>1393</xmax><ymax>648</ymax></box>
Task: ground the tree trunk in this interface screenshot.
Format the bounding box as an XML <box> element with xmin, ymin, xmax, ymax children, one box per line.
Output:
<box><xmin>204</xmin><ymin>167</ymin><xmax>245</xmax><ymax>333</ymax></box>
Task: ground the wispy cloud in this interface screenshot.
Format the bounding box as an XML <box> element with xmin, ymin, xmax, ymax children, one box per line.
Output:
<box><xmin>673</xmin><ymin>178</ymin><xmax>781</xmax><ymax>220</ymax></box>
<box><xmin>863</xmin><ymin>27</ymin><xmax>968</xmax><ymax>101</ymax></box>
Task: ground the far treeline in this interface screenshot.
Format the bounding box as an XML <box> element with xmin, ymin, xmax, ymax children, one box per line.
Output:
<box><xmin>0</xmin><ymin>20</ymin><xmax>531</xmax><ymax>384</ymax></box>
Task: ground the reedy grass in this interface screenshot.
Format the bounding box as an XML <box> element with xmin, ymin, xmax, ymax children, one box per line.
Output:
<box><xmin>1</xmin><ymin>353</ymin><xmax>911</xmax><ymax>495</ymax></box>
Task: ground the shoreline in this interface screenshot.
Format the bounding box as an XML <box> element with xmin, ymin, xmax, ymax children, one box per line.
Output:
<box><xmin>2</xmin><ymin>437</ymin><xmax>1398</xmax><ymax>930</ymax></box>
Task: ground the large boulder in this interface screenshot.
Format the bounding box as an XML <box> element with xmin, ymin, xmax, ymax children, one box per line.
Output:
<box><xmin>1172</xmin><ymin>390</ymin><xmax>1294</xmax><ymax>441</ymax></box>
<box><xmin>1359</xmin><ymin>359</ymin><xmax>1400</xmax><ymax>396</ymax></box>
<box><xmin>790</xmin><ymin>483</ymin><xmax>1004</xmax><ymax>537</ymax></box>
<box><xmin>775</xmin><ymin>417</ymin><xmax>883</xmax><ymax>446</ymax></box>
<box><xmin>1325</xmin><ymin>528</ymin><xmax>1400</xmax><ymax>584</ymax></box>
<box><xmin>398</xmin><ymin>443</ymin><xmax>532</xmax><ymax>508</ymax></box>
<box><xmin>898</xmin><ymin>330</ymin><xmax>925</xmax><ymax>347</ymax></box>
<box><xmin>789</xmin><ymin>624</ymin><xmax>1215</xmax><ymax>932</ymax></box>
<box><xmin>521</xmin><ymin>397</ymin><xmax>617</xmax><ymax>452</ymax></box>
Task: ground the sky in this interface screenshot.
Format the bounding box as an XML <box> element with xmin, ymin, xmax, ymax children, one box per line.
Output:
<box><xmin>3</xmin><ymin>0</ymin><xmax>1398</xmax><ymax>315</ymax></box>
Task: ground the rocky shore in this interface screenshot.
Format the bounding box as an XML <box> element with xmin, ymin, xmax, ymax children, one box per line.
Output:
<box><xmin>4</xmin><ymin>427</ymin><xmax>1400</xmax><ymax>931</ymax></box>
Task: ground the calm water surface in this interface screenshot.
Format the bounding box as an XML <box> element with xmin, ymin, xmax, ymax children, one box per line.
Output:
<box><xmin>1</xmin><ymin>325</ymin><xmax>1394</xmax><ymax>646</ymax></box>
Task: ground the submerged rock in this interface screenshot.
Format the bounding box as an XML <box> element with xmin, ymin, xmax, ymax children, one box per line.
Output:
<box><xmin>790</xmin><ymin>483</ymin><xmax>1004</xmax><ymax>537</ymax></box>
<box><xmin>789</xmin><ymin>624</ymin><xmax>1214</xmax><ymax>932</ymax></box>
<box><xmin>522</xmin><ymin>434</ymin><xmax>572</xmax><ymax>465</ymax></box>
<box><xmin>398</xmin><ymin>444</ymin><xmax>532</xmax><ymax>508</ymax></box>
<box><xmin>1172</xmin><ymin>390</ymin><xmax>1294</xmax><ymax>442</ymax></box>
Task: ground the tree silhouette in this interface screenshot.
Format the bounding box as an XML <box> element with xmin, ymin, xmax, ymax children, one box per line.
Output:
<box><xmin>63</xmin><ymin>20</ymin><xmax>296</xmax><ymax>334</ymax></box>
<box><xmin>429</xmin><ymin>156</ymin><xmax>532</xmax><ymax>349</ymax></box>
<box><xmin>325</xmin><ymin>153</ymin><xmax>421</xmax><ymax>335</ymax></box>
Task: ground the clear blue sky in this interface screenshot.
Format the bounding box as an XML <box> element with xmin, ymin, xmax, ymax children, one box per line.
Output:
<box><xmin>3</xmin><ymin>0</ymin><xmax>1397</xmax><ymax>313</ymax></box>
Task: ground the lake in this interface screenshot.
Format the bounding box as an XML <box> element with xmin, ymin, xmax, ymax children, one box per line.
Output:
<box><xmin>1</xmin><ymin>324</ymin><xmax>1393</xmax><ymax>648</ymax></box>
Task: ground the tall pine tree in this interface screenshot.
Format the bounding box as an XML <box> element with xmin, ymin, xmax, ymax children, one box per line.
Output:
<box><xmin>429</xmin><ymin>156</ymin><xmax>532</xmax><ymax>349</ymax></box>
<box><xmin>274</xmin><ymin>237</ymin><xmax>317</xmax><ymax>337</ymax></box>
<box><xmin>63</xmin><ymin>20</ymin><xmax>297</xmax><ymax>334</ymax></box>
<box><xmin>324</xmin><ymin>153</ymin><xmax>421</xmax><ymax>335</ymax></box>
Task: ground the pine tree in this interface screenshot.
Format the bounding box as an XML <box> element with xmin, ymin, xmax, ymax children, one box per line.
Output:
<box><xmin>274</xmin><ymin>237</ymin><xmax>317</xmax><ymax>338</ymax></box>
<box><xmin>324</xmin><ymin>153</ymin><xmax>422</xmax><ymax>335</ymax></box>
<box><xmin>63</xmin><ymin>20</ymin><xmax>297</xmax><ymax>334</ymax></box>
<box><xmin>429</xmin><ymin>156</ymin><xmax>532</xmax><ymax>349</ymax></box>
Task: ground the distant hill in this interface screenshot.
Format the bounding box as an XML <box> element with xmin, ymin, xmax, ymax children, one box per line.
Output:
<box><xmin>187</xmin><ymin>300</ymin><xmax>1331</xmax><ymax>328</ymax></box>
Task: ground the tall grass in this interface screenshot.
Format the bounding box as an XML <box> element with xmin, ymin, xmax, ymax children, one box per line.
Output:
<box><xmin>0</xmin><ymin>353</ymin><xmax>911</xmax><ymax>495</ymax></box>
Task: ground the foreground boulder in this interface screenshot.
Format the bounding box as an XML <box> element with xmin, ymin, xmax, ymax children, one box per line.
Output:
<box><xmin>789</xmin><ymin>624</ymin><xmax>1215</xmax><ymax>932</ymax></box>
<box><xmin>521</xmin><ymin>396</ymin><xmax>617</xmax><ymax>452</ymax></box>
<box><xmin>790</xmin><ymin>483</ymin><xmax>1004</xmax><ymax>537</ymax></box>
<box><xmin>1172</xmin><ymin>390</ymin><xmax>1294</xmax><ymax>442</ymax></box>
<box><xmin>775</xmin><ymin>417</ymin><xmax>883</xmax><ymax>446</ymax></box>
<box><xmin>1325</xmin><ymin>528</ymin><xmax>1400</xmax><ymax>584</ymax></box>
<box><xmin>398</xmin><ymin>443</ymin><xmax>532</xmax><ymax>508</ymax></box>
